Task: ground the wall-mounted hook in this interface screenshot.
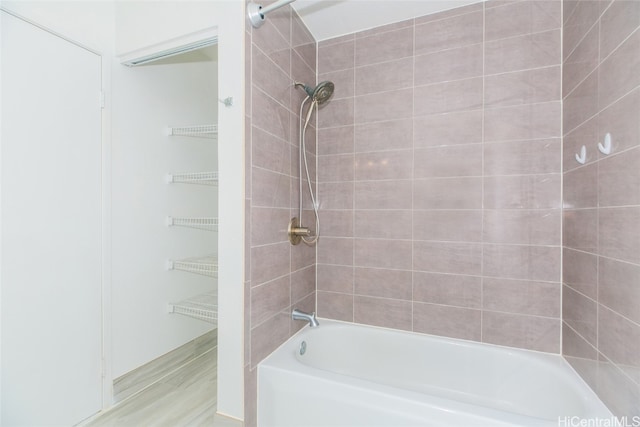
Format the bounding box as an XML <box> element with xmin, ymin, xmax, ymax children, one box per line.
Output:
<box><xmin>575</xmin><ymin>145</ymin><xmax>587</xmax><ymax>164</ymax></box>
<box><xmin>598</xmin><ymin>132</ymin><xmax>612</xmax><ymax>155</ymax></box>
<box><xmin>219</xmin><ymin>97</ymin><xmax>233</xmax><ymax>107</ymax></box>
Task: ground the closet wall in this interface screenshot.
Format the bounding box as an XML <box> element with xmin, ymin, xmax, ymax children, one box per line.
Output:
<box><xmin>110</xmin><ymin>55</ymin><xmax>218</xmax><ymax>378</ymax></box>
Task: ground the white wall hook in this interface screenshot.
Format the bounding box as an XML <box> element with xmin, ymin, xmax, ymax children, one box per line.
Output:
<box><xmin>598</xmin><ymin>132</ymin><xmax>612</xmax><ymax>155</ymax></box>
<box><xmin>219</xmin><ymin>97</ymin><xmax>233</xmax><ymax>107</ymax></box>
<box><xmin>575</xmin><ymin>145</ymin><xmax>587</xmax><ymax>164</ymax></box>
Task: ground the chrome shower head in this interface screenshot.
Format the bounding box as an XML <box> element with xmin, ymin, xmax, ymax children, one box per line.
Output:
<box><xmin>296</xmin><ymin>81</ymin><xmax>335</xmax><ymax>105</ymax></box>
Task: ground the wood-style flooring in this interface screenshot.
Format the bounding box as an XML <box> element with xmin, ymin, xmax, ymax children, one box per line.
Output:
<box><xmin>83</xmin><ymin>346</ymin><xmax>241</xmax><ymax>427</ymax></box>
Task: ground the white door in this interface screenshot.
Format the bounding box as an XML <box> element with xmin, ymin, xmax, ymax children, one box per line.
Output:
<box><xmin>1</xmin><ymin>11</ymin><xmax>103</xmax><ymax>426</ymax></box>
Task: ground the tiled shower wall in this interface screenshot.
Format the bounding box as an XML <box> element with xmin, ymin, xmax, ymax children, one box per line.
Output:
<box><xmin>316</xmin><ymin>1</ymin><xmax>564</xmax><ymax>352</ymax></box>
<box><xmin>243</xmin><ymin>4</ymin><xmax>317</xmax><ymax>425</ymax></box>
<box><xmin>562</xmin><ymin>0</ymin><xmax>640</xmax><ymax>416</ymax></box>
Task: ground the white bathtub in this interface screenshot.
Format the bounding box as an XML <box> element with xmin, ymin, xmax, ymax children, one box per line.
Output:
<box><xmin>258</xmin><ymin>319</ymin><xmax>612</xmax><ymax>427</ymax></box>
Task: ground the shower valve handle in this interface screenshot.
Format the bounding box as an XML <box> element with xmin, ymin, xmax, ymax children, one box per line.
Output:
<box><xmin>288</xmin><ymin>217</ymin><xmax>312</xmax><ymax>245</ymax></box>
<box><xmin>291</xmin><ymin>226</ymin><xmax>311</xmax><ymax>236</ymax></box>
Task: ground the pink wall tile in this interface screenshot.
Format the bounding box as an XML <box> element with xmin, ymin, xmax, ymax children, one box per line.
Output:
<box><xmin>354</xmin><ymin>210</ymin><xmax>413</xmax><ymax>239</ymax></box>
<box><xmin>414</xmin><ymin>10</ymin><xmax>483</xmax><ymax>56</ymax></box>
<box><xmin>413</xmin><ymin>272</ymin><xmax>481</xmax><ymax>308</ymax></box>
<box><xmin>251</xmin><ymin>126</ymin><xmax>290</xmax><ymax>175</ymax></box>
<box><xmin>413</xmin><ymin>210</ymin><xmax>483</xmax><ymax>242</ymax></box>
<box><xmin>413</xmin><ymin>241</ymin><xmax>482</xmax><ymax>275</ymax></box>
<box><xmin>414</xmin><ymin>43</ymin><xmax>483</xmax><ymax>86</ymax></box>
<box><xmin>482</xmin><ymin>311</ymin><xmax>560</xmax><ymax>352</ymax></box>
<box><xmin>354</xmin><ymin>296</ymin><xmax>412</xmax><ymax>331</ymax></box>
<box><xmin>250</xmin><ymin>312</ymin><xmax>290</xmax><ymax>369</ymax></box>
<box><xmin>484</xmin><ymin>174</ymin><xmax>561</xmax><ymax>209</ymax></box>
<box><xmin>485</xmin><ymin>29</ymin><xmax>561</xmax><ymax>75</ymax></box>
<box><xmin>484</xmin><ymin>101</ymin><xmax>561</xmax><ymax>142</ymax></box>
<box><xmin>355</xmin><ymin>26</ymin><xmax>414</xmax><ymax>67</ymax></box>
<box><xmin>597</xmin><ymin>88</ymin><xmax>640</xmax><ymax>155</ymax></box>
<box><xmin>598</xmin><ymin>148</ymin><xmax>640</xmax><ymax>207</ymax></box>
<box><xmin>598</xmin><ymin>256</ymin><xmax>640</xmax><ymax>325</ymax></box>
<box><xmin>563</xmin><ymin>248</ymin><xmax>597</xmax><ymax>299</ymax></box>
<box><xmin>599</xmin><ymin>0</ymin><xmax>640</xmax><ymax>60</ymax></box>
<box><xmin>484</xmin><ymin>138</ymin><xmax>561</xmax><ymax>176</ymax></box>
<box><xmin>483</xmin><ymin>244</ymin><xmax>560</xmax><ymax>282</ymax></box>
<box><xmin>414</xmin><ymin>110</ymin><xmax>483</xmax><ymax>147</ymax></box>
<box><xmin>318</xmin><ymin>125</ymin><xmax>354</xmax><ymax>155</ymax></box>
<box><xmin>320</xmin><ymin>209</ymin><xmax>354</xmax><ymax>237</ymax></box>
<box><xmin>599</xmin><ymin>207</ymin><xmax>640</xmax><ymax>264</ymax></box>
<box><xmin>562</xmin><ymin>116</ymin><xmax>598</xmax><ymax>172</ymax></box>
<box><xmin>355</xmin><ymin>57</ymin><xmax>413</xmax><ymax>95</ymax></box>
<box><xmin>483</xmin><ymin>209</ymin><xmax>561</xmax><ymax>245</ymax></box>
<box><xmin>483</xmin><ymin>278</ymin><xmax>560</xmax><ymax>317</ymax></box>
<box><xmin>317</xmin><ymin>291</ymin><xmax>353</xmax><ymax>321</ymax></box>
<box><xmin>413</xmin><ymin>303</ymin><xmax>481</xmax><ymax>341</ymax></box>
<box><xmin>599</xmin><ymin>29</ymin><xmax>640</xmax><ymax>109</ymax></box>
<box><xmin>355</xmin><ymin>180</ymin><xmax>412</xmax><ymax>209</ymax></box>
<box><xmin>318</xmin><ymin>97</ymin><xmax>354</xmax><ymax>128</ymax></box>
<box><xmin>317</xmin><ymin>237</ymin><xmax>354</xmax><ymax>266</ymax></box>
<box><xmin>250</xmin><ymin>242</ymin><xmax>290</xmax><ymax>285</ymax></box>
<box><xmin>250</xmin><ymin>207</ymin><xmax>291</xmax><ymax>246</ymax></box>
<box><xmin>291</xmin><ymin>265</ymin><xmax>315</xmax><ymax>303</ymax></box>
<box><xmin>563</xmin><ymin>71</ymin><xmax>598</xmax><ymax>135</ymax></box>
<box><xmin>414</xmin><ymin>177</ymin><xmax>483</xmax><ymax>209</ymax></box>
<box><xmin>485</xmin><ymin>1</ymin><xmax>561</xmax><ymax>41</ymax></box>
<box><xmin>562</xmin><ymin>0</ymin><xmax>603</xmax><ymax>61</ymax></box>
<box><xmin>355</xmin><ymin>149</ymin><xmax>413</xmax><ymax>181</ymax></box>
<box><xmin>251</xmin><ymin>275</ymin><xmax>291</xmax><ymax>325</ymax></box>
<box><xmin>354</xmin><ymin>239</ymin><xmax>412</xmax><ymax>270</ymax></box>
<box><xmin>252</xmin><ymin>86</ymin><xmax>290</xmax><ymax>141</ymax></box>
<box><xmin>354</xmin><ymin>88</ymin><xmax>413</xmax><ymax>124</ymax></box>
<box><xmin>562</xmin><ymin>25</ymin><xmax>598</xmax><ymax>98</ymax></box>
<box><xmin>354</xmin><ymin>267</ymin><xmax>412</xmax><ymax>300</ymax></box>
<box><xmin>319</xmin><ymin>68</ymin><xmax>354</xmax><ymax>100</ymax></box>
<box><xmin>485</xmin><ymin>66</ymin><xmax>561</xmax><ymax>108</ymax></box>
<box><xmin>317</xmin><ymin>264</ymin><xmax>353</xmax><ymax>293</ymax></box>
<box><xmin>414</xmin><ymin>144</ymin><xmax>483</xmax><ymax>178</ymax></box>
<box><xmin>318</xmin><ymin>153</ymin><xmax>354</xmax><ymax>182</ymax></box>
<box><xmin>355</xmin><ymin>118</ymin><xmax>413</xmax><ymax>152</ymax></box>
<box><xmin>414</xmin><ymin>78</ymin><xmax>483</xmax><ymax>116</ymax></box>
<box><xmin>563</xmin><ymin>208</ymin><xmax>598</xmax><ymax>252</ymax></box>
<box><xmin>598</xmin><ymin>306</ymin><xmax>640</xmax><ymax>384</ymax></box>
<box><xmin>563</xmin><ymin>284</ymin><xmax>597</xmax><ymax>346</ymax></box>
<box><xmin>318</xmin><ymin>39</ymin><xmax>354</xmax><ymax>73</ymax></box>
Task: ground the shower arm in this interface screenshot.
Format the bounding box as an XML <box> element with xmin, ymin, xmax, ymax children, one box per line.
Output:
<box><xmin>248</xmin><ymin>0</ymin><xmax>297</xmax><ymax>28</ymax></box>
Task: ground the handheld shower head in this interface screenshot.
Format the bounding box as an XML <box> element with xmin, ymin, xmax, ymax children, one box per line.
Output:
<box><xmin>295</xmin><ymin>81</ymin><xmax>334</xmax><ymax>105</ymax></box>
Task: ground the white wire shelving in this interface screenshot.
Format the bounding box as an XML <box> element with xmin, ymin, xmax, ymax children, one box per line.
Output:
<box><xmin>166</xmin><ymin>171</ymin><xmax>219</xmax><ymax>186</ymax></box>
<box><xmin>168</xmin><ymin>291</ymin><xmax>218</xmax><ymax>324</ymax></box>
<box><xmin>167</xmin><ymin>255</ymin><xmax>218</xmax><ymax>278</ymax></box>
<box><xmin>166</xmin><ymin>216</ymin><xmax>218</xmax><ymax>232</ymax></box>
<box><xmin>167</xmin><ymin>124</ymin><xmax>218</xmax><ymax>139</ymax></box>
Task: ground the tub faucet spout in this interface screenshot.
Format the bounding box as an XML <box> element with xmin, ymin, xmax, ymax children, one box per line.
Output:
<box><xmin>292</xmin><ymin>308</ymin><xmax>319</xmax><ymax>328</ymax></box>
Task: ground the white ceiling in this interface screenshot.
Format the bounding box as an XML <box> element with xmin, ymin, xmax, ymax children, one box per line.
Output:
<box><xmin>290</xmin><ymin>0</ymin><xmax>483</xmax><ymax>41</ymax></box>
